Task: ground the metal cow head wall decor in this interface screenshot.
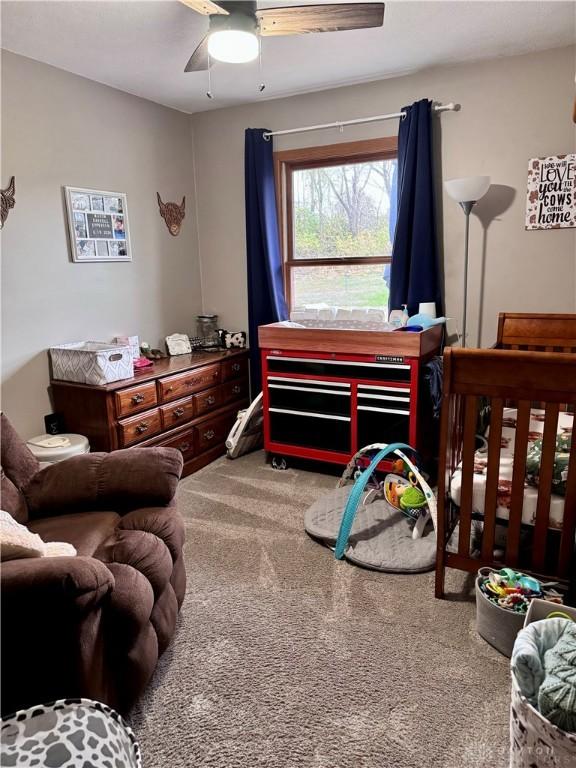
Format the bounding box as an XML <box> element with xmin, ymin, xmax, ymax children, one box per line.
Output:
<box><xmin>1</xmin><ymin>176</ymin><xmax>16</xmax><ymax>230</ymax></box>
<box><xmin>157</xmin><ymin>193</ymin><xmax>186</xmax><ymax>236</ymax></box>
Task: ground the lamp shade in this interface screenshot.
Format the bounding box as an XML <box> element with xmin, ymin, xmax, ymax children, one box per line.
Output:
<box><xmin>444</xmin><ymin>176</ymin><xmax>491</xmax><ymax>203</ymax></box>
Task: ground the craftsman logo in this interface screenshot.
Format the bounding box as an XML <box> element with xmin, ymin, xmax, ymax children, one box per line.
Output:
<box><xmin>375</xmin><ymin>355</ymin><xmax>405</xmax><ymax>363</ymax></box>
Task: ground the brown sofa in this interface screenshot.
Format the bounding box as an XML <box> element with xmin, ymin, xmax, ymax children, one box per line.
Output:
<box><xmin>0</xmin><ymin>414</ymin><xmax>186</xmax><ymax>715</ymax></box>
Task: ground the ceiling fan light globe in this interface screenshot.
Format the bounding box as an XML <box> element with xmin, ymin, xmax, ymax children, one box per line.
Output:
<box><xmin>208</xmin><ymin>30</ymin><xmax>259</xmax><ymax>63</ymax></box>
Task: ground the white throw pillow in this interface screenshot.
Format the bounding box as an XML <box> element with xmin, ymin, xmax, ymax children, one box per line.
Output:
<box><xmin>0</xmin><ymin>510</ymin><xmax>76</xmax><ymax>561</ymax></box>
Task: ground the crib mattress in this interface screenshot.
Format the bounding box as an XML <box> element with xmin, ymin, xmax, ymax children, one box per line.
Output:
<box><xmin>450</xmin><ymin>408</ymin><xmax>573</xmax><ymax>530</ymax></box>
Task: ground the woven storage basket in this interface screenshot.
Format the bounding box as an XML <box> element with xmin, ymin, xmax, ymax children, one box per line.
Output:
<box><xmin>50</xmin><ymin>341</ymin><xmax>133</xmax><ymax>385</ymax></box>
<box><xmin>475</xmin><ymin>567</ymin><xmax>526</xmax><ymax>657</ymax></box>
<box><xmin>510</xmin><ymin>676</ymin><xmax>576</xmax><ymax>767</ymax></box>
<box><xmin>509</xmin><ymin>599</ymin><xmax>576</xmax><ymax>767</ymax></box>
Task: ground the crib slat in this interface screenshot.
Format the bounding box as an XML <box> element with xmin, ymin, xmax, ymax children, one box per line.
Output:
<box><xmin>532</xmin><ymin>403</ymin><xmax>559</xmax><ymax>572</ymax></box>
<box><xmin>559</xmin><ymin>433</ymin><xmax>576</xmax><ymax>577</ymax></box>
<box><xmin>458</xmin><ymin>396</ymin><xmax>478</xmax><ymax>556</ymax></box>
<box><xmin>482</xmin><ymin>398</ymin><xmax>504</xmax><ymax>561</ymax></box>
<box><xmin>506</xmin><ymin>401</ymin><xmax>531</xmax><ymax>567</ymax></box>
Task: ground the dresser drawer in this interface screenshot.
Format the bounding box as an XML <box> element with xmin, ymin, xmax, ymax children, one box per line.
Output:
<box><xmin>159</xmin><ymin>426</ymin><xmax>196</xmax><ymax>462</ymax></box>
<box><xmin>193</xmin><ymin>386</ymin><xmax>222</xmax><ymax>417</ymax></box>
<box><xmin>194</xmin><ymin>413</ymin><xmax>234</xmax><ymax>453</ymax></box>
<box><xmin>222</xmin><ymin>377</ymin><xmax>249</xmax><ymax>404</ymax></box>
<box><xmin>118</xmin><ymin>409</ymin><xmax>162</xmax><ymax>447</ymax></box>
<box><xmin>115</xmin><ymin>381</ymin><xmax>157</xmax><ymax>419</ymax></box>
<box><xmin>159</xmin><ymin>364</ymin><xmax>221</xmax><ymax>402</ymax></box>
<box><xmin>222</xmin><ymin>356</ymin><xmax>248</xmax><ymax>382</ymax></box>
<box><xmin>160</xmin><ymin>395</ymin><xmax>195</xmax><ymax>430</ymax></box>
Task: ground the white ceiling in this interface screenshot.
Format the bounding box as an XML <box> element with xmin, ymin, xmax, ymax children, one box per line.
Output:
<box><xmin>1</xmin><ymin>0</ymin><xmax>574</xmax><ymax>114</ymax></box>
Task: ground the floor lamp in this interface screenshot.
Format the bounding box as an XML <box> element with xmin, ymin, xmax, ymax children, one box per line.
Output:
<box><xmin>444</xmin><ymin>176</ymin><xmax>491</xmax><ymax>348</ymax></box>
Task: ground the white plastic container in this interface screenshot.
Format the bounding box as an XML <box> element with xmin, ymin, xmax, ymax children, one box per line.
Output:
<box><xmin>27</xmin><ymin>434</ymin><xmax>90</xmax><ymax>469</ymax></box>
<box><xmin>50</xmin><ymin>341</ymin><xmax>134</xmax><ymax>385</ymax></box>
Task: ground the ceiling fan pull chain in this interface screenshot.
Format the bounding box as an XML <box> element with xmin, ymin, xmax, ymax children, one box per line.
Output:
<box><xmin>206</xmin><ymin>53</ymin><xmax>214</xmax><ymax>99</ymax></box>
<box><xmin>258</xmin><ymin>37</ymin><xmax>265</xmax><ymax>93</ymax></box>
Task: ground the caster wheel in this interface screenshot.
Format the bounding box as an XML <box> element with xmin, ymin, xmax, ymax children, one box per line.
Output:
<box><xmin>271</xmin><ymin>456</ymin><xmax>288</xmax><ymax>470</ymax></box>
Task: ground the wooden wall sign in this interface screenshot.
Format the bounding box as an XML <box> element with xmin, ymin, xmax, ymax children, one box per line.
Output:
<box><xmin>1</xmin><ymin>176</ymin><xmax>15</xmax><ymax>229</ymax></box>
<box><xmin>525</xmin><ymin>154</ymin><xmax>575</xmax><ymax>230</ymax></box>
<box><xmin>157</xmin><ymin>193</ymin><xmax>186</xmax><ymax>236</ymax></box>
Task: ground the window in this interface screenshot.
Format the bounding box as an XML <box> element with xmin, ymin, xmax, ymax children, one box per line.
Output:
<box><xmin>274</xmin><ymin>138</ymin><xmax>397</xmax><ymax>313</ymax></box>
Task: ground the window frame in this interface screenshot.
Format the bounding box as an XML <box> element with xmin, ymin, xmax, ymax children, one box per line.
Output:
<box><xmin>274</xmin><ymin>136</ymin><xmax>398</xmax><ymax>312</ymax></box>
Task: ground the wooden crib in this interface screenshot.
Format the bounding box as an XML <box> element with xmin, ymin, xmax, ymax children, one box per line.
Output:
<box><xmin>435</xmin><ymin>313</ymin><xmax>576</xmax><ymax>598</ymax></box>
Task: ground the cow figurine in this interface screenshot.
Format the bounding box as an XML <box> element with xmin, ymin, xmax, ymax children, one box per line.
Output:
<box><xmin>1</xmin><ymin>176</ymin><xmax>15</xmax><ymax>230</ymax></box>
<box><xmin>157</xmin><ymin>193</ymin><xmax>185</xmax><ymax>236</ymax></box>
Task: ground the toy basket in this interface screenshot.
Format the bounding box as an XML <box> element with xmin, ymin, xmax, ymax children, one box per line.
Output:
<box><xmin>475</xmin><ymin>567</ymin><xmax>527</xmax><ymax>657</ymax></box>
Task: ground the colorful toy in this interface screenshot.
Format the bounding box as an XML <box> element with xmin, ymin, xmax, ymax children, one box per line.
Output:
<box><xmin>304</xmin><ymin>443</ymin><xmax>438</xmax><ymax>573</ymax></box>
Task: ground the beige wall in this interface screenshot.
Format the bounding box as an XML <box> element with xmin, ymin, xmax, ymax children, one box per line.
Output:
<box><xmin>1</xmin><ymin>51</ymin><xmax>201</xmax><ymax>438</ymax></box>
<box><xmin>2</xmin><ymin>46</ymin><xmax>575</xmax><ymax>439</ymax></box>
<box><xmin>191</xmin><ymin>45</ymin><xmax>576</xmax><ymax>347</ymax></box>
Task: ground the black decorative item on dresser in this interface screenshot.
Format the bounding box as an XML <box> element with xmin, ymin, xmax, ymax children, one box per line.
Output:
<box><xmin>50</xmin><ymin>350</ymin><xmax>249</xmax><ymax>477</ymax></box>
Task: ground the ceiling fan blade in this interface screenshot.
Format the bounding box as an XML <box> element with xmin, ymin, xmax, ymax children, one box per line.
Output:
<box><xmin>184</xmin><ymin>35</ymin><xmax>210</xmax><ymax>72</ymax></box>
<box><xmin>257</xmin><ymin>3</ymin><xmax>384</xmax><ymax>36</ymax></box>
<box><xmin>179</xmin><ymin>0</ymin><xmax>229</xmax><ymax>15</ymax></box>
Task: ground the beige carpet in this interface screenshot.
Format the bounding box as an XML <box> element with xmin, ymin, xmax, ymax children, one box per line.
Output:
<box><xmin>130</xmin><ymin>451</ymin><xmax>511</xmax><ymax>768</ymax></box>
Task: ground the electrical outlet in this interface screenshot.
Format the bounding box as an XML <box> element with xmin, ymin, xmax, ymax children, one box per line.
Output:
<box><xmin>44</xmin><ymin>413</ymin><xmax>64</xmax><ymax>435</ymax></box>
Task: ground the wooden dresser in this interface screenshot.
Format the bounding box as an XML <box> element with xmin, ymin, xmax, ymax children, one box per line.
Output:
<box><xmin>50</xmin><ymin>350</ymin><xmax>249</xmax><ymax>477</ymax></box>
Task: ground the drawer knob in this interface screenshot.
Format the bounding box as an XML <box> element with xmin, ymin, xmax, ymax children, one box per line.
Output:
<box><xmin>167</xmin><ymin>386</ymin><xmax>174</xmax><ymax>393</ymax></box>
<box><xmin>206</xmin><ymin>395</ymin><xmax>216</xmax><ymax>405</ymax></box>
<box><xmin>131</xmin><ymin>393</ymin><xmax>145</xmax><ymax>405</ymax></box>
<box><xmin>232</xmin><ymin>385</ymin><xmax>241</xmax><ymax>394</ymax></box>
<box><xmin>232</xmin><ymin>363</ymin><xmax>240</xmax><ymax>372</ymax></box>
<box><xmin>173</xmin><ymin>407</ymin><xmax>185</xmax><ymax>418</ymax></box>
<box><xmin>136</xmin><ymin>422</ymin><xmax>149</xmax><ymax>434</ymax></box>
<box><xmin>179</xmin><ymin>442</ymin><xmax>191</xmax><ymax>453</ymax></box>
<box><xmin>203</xmin><ymin>429</ymin><xmax>215</xmax><ymax>441</ymax></box>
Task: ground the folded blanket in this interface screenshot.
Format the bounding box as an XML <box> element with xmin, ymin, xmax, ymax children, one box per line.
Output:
<box><xmin>539</xmin><ymin>623</ymin><xmax>576</xmax><ymax>732</ymax></box>
<box><xmin>512</xmin><ymin>618</ymin><xmax>576</xmax><ymax>732</ymax></box>
<box><xmin>0</xmin><ymin>510</ymin><xmax>76</xmax><ymax>560</ymax></box>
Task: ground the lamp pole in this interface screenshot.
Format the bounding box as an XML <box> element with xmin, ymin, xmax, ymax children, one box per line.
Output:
<box><xmin>460</xmin><ymin>200</ymin><xmax>474</xmax><ymax>349</ymax></box>
<box><xmin>444</xmin><ymin>176</ymin><xmax>491</xmax><ymax>350</ymax></box>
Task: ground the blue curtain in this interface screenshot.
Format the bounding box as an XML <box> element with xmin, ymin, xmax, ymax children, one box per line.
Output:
<box><xmin>389</xmin><ymin>99</ymin><xmax>442</xmax><ymax>316</ymax></box>
<box><xmin>245</xmin><ymin>129</ymin><xmax>288</xmax><ymax>397</ymax></box>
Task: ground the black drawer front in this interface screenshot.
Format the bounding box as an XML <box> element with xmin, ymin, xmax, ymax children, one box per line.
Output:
<box><xmin>357</xmin><ymin>393</ymin><xmax>411</xmax><ymax>414</ymax></box>
<box><xmin>269</xmin><ymin>410</ymin><xmax>351</xmax><ymax>453</ymax></box>
<box><xmin>267</xmin><ymin>357</ymin><xmax>411</xmax><ymax>383</ymax></box>
<box><xmin>268</xmin><ymin>384</ymin><xmax>351</xmax><ymax>417</ymax></box>
<box><xmin>357</xmin><ymin>407</ymin><xmax>410</xmax><ymax>447</ymax></box>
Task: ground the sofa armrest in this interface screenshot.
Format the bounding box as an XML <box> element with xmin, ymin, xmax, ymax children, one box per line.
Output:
<box><xmin>24</xmin><ymin>448</ymin><xmax>183</xmax><ymax>518</ymax></box>
<box><xmin>2</xmin><ymin>555</ymin><xmax>114</xmax><ymax>613</ymax></box>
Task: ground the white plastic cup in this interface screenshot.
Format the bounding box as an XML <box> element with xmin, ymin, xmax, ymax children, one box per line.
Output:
<box><xmin>418</xmin><ymin>302</ymin><xmax>437</xmax><ymax>319</ymax></box>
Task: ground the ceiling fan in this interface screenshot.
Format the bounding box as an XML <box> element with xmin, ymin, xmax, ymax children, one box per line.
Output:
<box><xmin>180</xmin><ymin>1</ymin><xmax>385</xmax><ymax>71</ymax></box>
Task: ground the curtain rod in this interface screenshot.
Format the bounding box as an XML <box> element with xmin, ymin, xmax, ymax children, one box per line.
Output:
<box><xmin>263</xmin><ymin>102</ymin><xmax>459</xmax><ymax>140</ymax></box>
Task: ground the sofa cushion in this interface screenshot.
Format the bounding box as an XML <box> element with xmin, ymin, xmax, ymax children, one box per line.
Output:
<box><xmin>1</xmin><ymin>413</ymin><xmax>39</xmax><ymax>490</ymax></box>
<box><xmin>1</xmin><ymin>471</ymin><xmax>29</xmax><ymax>523</ymax></box>
<box><xmin>119</xmin><ymin>504</ymin><xmax>185</xmax><ymax>563</ymax></box>
<box><xmin>29</xmin><ymin>511</ymin><xmax>121</xmax><ymax>558</ymax></box>
<box><xmin>24</xmin><ymin>449</ymin><xmax>183</xmax><ymax>518</ymax></box>
<box><xmin>107</xmin><ymin>529</ymin><xmax>173</xmax><ymax>599</ymax></box>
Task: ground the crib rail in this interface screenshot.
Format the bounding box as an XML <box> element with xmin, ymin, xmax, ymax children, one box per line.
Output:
<box><xmin>436</xmin><ymin>347</ymin><xmax>576</xmax><ymax>598</ymax></box>
<box><xmin>497</xmin><ymin>312</ymin><xmax>576</xmax><ymax>353</ymax></box>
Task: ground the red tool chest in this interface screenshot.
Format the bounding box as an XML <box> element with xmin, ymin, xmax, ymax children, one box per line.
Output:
<box><xmin>258</xmin><ymin>323</ymin><xmax>443</xmax><ymax>467</ymax></box>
